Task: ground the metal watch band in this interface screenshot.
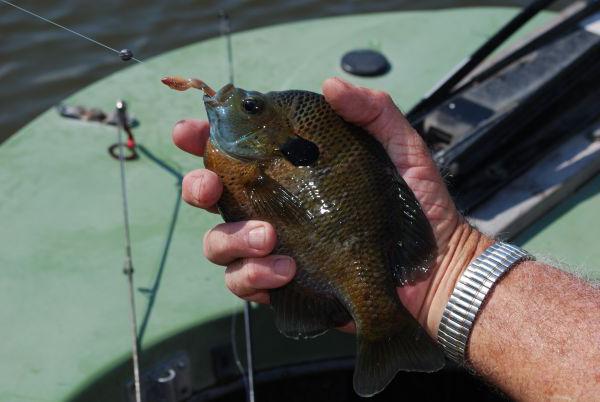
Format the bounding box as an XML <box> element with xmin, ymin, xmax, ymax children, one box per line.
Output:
<box><xmin>437</xmin><ymin>242</ymin><xmax>533</xmax><ymax>364</ymax></box>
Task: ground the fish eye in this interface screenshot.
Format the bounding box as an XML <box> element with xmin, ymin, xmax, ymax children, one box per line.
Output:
<box><xmin>241</xmin><ymin>97</ymin><xmax>263</xmax><ymax>114</ymax></box>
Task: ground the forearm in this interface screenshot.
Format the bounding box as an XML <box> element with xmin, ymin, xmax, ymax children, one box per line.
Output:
<box><xmin>468</xmin><ymin>259</ymin><xmax>600</xmax><ymax>401</ymax></box>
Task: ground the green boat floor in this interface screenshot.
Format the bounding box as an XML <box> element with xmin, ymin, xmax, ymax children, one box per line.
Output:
<box><xmin>516</xmin><ymin>174</ymin><xmax>600</xmax><ymax>281</ymax></box>
<box><xmin>0</xmin><ymin>7</ymin><xmax>563</xmax><ymax>402</ymax></box>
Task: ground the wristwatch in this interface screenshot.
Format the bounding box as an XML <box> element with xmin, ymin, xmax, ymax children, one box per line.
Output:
<box><xmin>437</xmin><ymin>241</ymin><xmax>533</xmax><ymax>364</ymax></box>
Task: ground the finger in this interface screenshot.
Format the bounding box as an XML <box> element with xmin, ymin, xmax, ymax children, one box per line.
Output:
<box><xmin>204</xmin><ymin>221</ymin><xmax>277</xmax><ymax>265</ymax></box>
<box><xmin>322</xmin><ymin>77</ymin><xmax>413</xmax><ymax>141</ymax></box>
<box><xmin>240</xmin><ymin>291</ymin><xmax>271</xmax><ymax>305</ymax></box>
<box><xmin>182</xmin><ymin>169</ymin><xmax>222</xmax><ymax>212</ymax></box>
<box><xmin>322</xmin><ymin>77</ymin><xmax>432</xmax><ymax>175</ymax></box>
<box><xmin>225</xmin><ymin>255</ymin><xmax>296</xmax><ymax>302</ymax></box>
<box><xmin>397</xmin><ymin>282</ymin><xmax>427</xmax><ymax>323</ymax></box>
<box><xmin>172</xmin><ymin>119</ymin><xmax>210</xmax><ymax>157</ymax></box>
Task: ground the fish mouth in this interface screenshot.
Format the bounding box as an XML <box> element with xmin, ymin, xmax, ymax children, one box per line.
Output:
<box><xmin>204</xmin><ymin>83</ymin><xmax>235</xmax><ymax>107</ymax></box>
<box><xmin>203</xmin><ymin>83</ymin><xmax>236</xmax><ymax>150</ymax></box>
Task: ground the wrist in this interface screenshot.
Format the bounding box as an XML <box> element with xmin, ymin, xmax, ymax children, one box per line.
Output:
<box><xmin>420</xmin><ymin>218</ymin><xmax>494</xmax><ymax>338</ymax></box>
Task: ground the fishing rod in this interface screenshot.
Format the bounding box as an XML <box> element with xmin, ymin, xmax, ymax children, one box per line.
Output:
<box><xmin>0</xmin><ymin>3</ymin><xmax>154</xmax><ymax>402</ymax></box>
<box><xmin>3</xmin><ymin>4</ymin><xmax>251</xmax><ymax>401</ymax></box>
<box><xmin>116</xmin><ymin>101</ymin><xmax>143</xmax><ymax>402</ymax></box>
<box><xmin>220</xmin><ymin>10</ymin><xmax>257</xmax><ymax>402</ymax></box>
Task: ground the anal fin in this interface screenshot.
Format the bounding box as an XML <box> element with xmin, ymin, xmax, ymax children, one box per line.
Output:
<box><xmin>270</xmin><ymin>282</ymin><xmax>351</xmax><ymax>340</ymax></box>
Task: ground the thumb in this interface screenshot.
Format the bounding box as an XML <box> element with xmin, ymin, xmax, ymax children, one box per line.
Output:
<box><xmin>322</xmin><ymin>77</ymin><xmax>432</xmax><ymax>175</ymax></box>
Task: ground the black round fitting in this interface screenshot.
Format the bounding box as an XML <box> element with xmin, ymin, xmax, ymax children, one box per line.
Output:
<box><xmin>341</xmin><ymin>49</ymin><xmax>391</xmax><ymax>77</ymax></box>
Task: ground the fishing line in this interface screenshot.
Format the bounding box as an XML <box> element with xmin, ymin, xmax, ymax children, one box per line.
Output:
<box><xmin>220</xmin><ymin>10</ymin><xmax>235</xmax><ymax>84</ymax></box>
<box><xmin>220</xmin><ymin>10</ymin><xmax>256</xmax><ymax>402</ymax></box>
<box><xmin>116</xmin><ymin>101</ymin><xmax>142</xmax><ymax>402</ymax></box>
<box><xmin>242</xmin><ymin>301</ymin><xmax>256</xmax><ymax>402</ymax></box>
<box><xmin>230</xmin><ymin>311</ymin><xmax>249</xmax><ymax>389</ymax></box>
<box><xmin>3</xmin><ymin>2</ymin><xmax>181</xmax><ymax>400</ymax></box>
<box><xmin>7</xmin><ymin>1</ymin><xmax>246</xmax><ymax>398</ymax></box>
<box><xmin>0</xmin><ymin>0</ymin><xmax>144</xmax><ymax>64</ymax></box>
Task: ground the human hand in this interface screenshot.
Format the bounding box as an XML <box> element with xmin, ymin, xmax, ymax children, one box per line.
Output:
<box><xmin>172</xmin><ymin>119</ymin><xmax>297</xmax><ymax>306</ymax></box>
<box><xmin>172</xmin><ymin>78</ymin><xmax>492</xmax><ymax>337</ymax></box>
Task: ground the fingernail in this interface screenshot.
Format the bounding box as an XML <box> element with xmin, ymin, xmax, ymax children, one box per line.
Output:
<box><xmin>247</xmin><ymin>226</ymin><xmax>265</xmax><ymax>249</ymax></box>
<box><xmin>333</xmin><ymin>76</ymin><xmax>351</xmax><ymax>87</ymax></box>
<box><xmin>175</xmin><ymin>119</ymin><xmax>187</xmax><ymax>127</ymax></box>
<box><xmin>273</xmin><ymin>258</ymin><xmax>292</xmax><ymax>277</ymax></box>
<box><xmin>192</xmin><ymin>175</ymin><xmax>205</xmax><ymax>201</ymax></box>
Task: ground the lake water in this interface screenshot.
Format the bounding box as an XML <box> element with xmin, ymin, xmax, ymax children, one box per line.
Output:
<box><xmin>0</xmin><ymin>0</ymin><xmax>555</xmax><ymax>142</ymax></box>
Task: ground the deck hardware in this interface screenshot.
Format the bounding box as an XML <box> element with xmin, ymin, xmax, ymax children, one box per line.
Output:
<box><xmin>109</xmin><ymin>100</ymin><xmax>139</xmax><ymax>161</ymax></box>
<box><xmin>340</xmin><ymin>49</ymin><xmax>390</xmax><ymax>77</ymax></box>
<box><xmin>211</xmin><ymin>343</ymin><xmax>240</xmax><ymax>381</ymax></box>
<box><xmin>126</xmin><ymin>352</ymin><xmax>192</xmax><ymax>402</ymax></box>
<box><xmin>590</xmin><ymin>126</ymin><xmax>600</xmax><ymax>142</ymax></box>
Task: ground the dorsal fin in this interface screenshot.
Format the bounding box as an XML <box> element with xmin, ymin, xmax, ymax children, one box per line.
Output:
<box><xmin>386</xmin><ymin>173</ymin><xmax>437</xmax><ymax>285</ymax></box>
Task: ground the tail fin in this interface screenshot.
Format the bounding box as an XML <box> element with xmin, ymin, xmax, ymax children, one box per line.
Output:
<box><xmin>353</xmin><ymin>323</ymin><xmax>445</xmax><ymax>397</ymax></box>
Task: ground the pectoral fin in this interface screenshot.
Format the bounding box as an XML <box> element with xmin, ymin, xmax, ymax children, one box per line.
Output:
<box><xmin>246</xmin><ymin>174</ymin><xmax>313</xmax><ymax>224</ymax></box>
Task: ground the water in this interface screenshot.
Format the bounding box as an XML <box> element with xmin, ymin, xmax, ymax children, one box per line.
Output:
<box><xmin>0</xmin><ymin>0</ymin><xmax>555</xmax><ymax>143</ymax></box>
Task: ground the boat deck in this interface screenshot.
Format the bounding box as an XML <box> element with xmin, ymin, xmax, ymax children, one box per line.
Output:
<box><xmin>4</xmin><ymin>7</ymin><xmax>595</xmax><ymax>402</ymax></box>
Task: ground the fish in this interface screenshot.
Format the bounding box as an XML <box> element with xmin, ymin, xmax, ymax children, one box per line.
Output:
<box><xmin>162</xmin><ymin>77</ymin><xmax>446</xmax><ymax>397</ymax></box>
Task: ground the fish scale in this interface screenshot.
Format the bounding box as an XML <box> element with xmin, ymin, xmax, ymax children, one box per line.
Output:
<box><xmin>182</xmin><ymin>83</ymin><xmax>446</xmax><ymax>397</ymax></box>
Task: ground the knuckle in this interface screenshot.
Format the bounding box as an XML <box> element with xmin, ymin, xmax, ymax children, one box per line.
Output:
<box><xmin>225</xmin><ymin>262</ymin><xmax>243</xmax><ymax>295</ymax></box>
<box><xmin>182</xmin><ymin>170</ymin><xmax>220</xmax><ymax>209</ymax></box>
<box><xmin>202</xmin><ymin>229</ymin><xmax>213</xmax><ymax>258</ymax></box>
<box><xmin>194</xmin><ymin>172</ymin><xmax>218</xmax><ymax>206</ymax></box>
<box><xmin>373</xmin><ymin>90</ymin><xmax>392</xmax><ymax>105</ymax></box>
<box><xmin>212</xmin><ymin>222</ymin><xmax>229</xmax><ymax>232</ymax></box>
<box><xmin>225</xmin><ymin>273</ymin><xmax>239</xmax><ymax>295</ymax></box>
<box><xmin>244</xmin><ymin>259</ymin><xmax>263</xmax><ymax>285</ymax></box>
<box><xmin>203</xmin><ymin>226</ymin><xmax>228</xmax><ymax>261</ymax></box>
<box><xmin>194</xmin><ymin>191</ymin><xmax>209</xmax><ymax>207</ymax></box>
<box><xmin>181</xmin><ymin>172</ymin><xmax>200</xmax><ymax>202</ymax></box>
